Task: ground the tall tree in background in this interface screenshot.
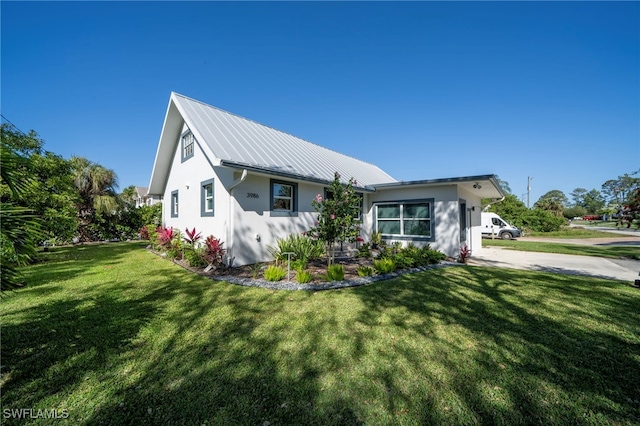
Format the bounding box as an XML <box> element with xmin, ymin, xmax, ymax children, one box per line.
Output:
<box><xmin>570</xmin><ymin>188</ymin><xmax>588</xmax><ymax>208</ymax></box>
<box><xmin>495</xmin><ymin>176</ymin><xmax>512</xmax><ymax>194</ymax></box>
<box><xmin>602</xmin><ymin>171</ymin><xmax>640</xmax><ymax>206</ymax></box>
<box><xmin>583</xmin><ymin>189</ymin><xmax>606</xmax><ymax>214</ymax></box>
<box><xmin>617</xmin><ymin>187</ymin><xmax>640</xmax><ymax>229</ymax></box>
<box><xmin>0</xmin><ymin>125</ymin><xmax>44</xmax><ymax>290</ymax></box>
<box><xmin>534</xmin><ymin>190</ymin><xmax>568</xmax><ymax>217</ymax></box>
<box><xmin>70</xmin><ymin>156</ymin><xmax>119</xmax><ymax>241</ymax></box>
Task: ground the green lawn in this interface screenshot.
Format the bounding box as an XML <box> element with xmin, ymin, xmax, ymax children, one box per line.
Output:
<box><xmin>2</xmin><ymin>243</ymin><xmax>639</xmax><ymax>425</ymax></box>
<box><xmin>483</xmin><ymin>239</ymin><xmax>640</xmax><ymax>260</ymax></box>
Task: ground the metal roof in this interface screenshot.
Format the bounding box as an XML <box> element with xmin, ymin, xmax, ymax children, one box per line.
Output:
<box><xmin>148</xmin><ymin>93</ymin><xmax>396</xmax><ymax>194</ymax></box>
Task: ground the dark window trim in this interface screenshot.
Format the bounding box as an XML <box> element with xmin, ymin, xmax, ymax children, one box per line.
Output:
<box><xmin>181</xmin><ymin>130</ymin><xmax>195</xmax><ymax>163</ymax></box>
<box><xmin>170</xmin><ymin>190</ymin><xmax>179</xmax><ymax>218</ymax></box>
<box><xmin>270</xmin><ymin>178</ymin><xmax>298</xmax><ymax>217</ymax></box>
<box><xmin>201</xmin><ymin>178</ymin><xmax>215</xmax><ymax>217</ymax></box>
<box><xmin>373</xmin><ymin>198</ymin><xmax>435</xmax><ymax>242</ymax></box>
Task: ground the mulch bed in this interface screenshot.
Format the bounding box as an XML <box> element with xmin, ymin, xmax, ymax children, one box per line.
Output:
<box><xmin>173</xmin><ymin>255</ymin><xmax>377</xmax><ymax>282</ymax></box>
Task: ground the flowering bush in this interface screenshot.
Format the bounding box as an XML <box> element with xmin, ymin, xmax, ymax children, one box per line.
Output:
<box><xmin>308</xmin><ymin>172</ymin><xmax>362</xmax><ymax>265</ymax></box>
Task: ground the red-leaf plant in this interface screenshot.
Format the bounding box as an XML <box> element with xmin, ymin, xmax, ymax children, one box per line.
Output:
<box><xmin>184</xmin><ymin>227</ymin><xmax>202</xmax><ymax>247</ymax></box>
<box><xmin>203</xmin><ymin>235</ymin><xmax>225</xmax><ymax>266</ymax></box>
<box><xmin>458</xmin><ymin>244</ymin><xmax>471</xmax><ymax>264</ymax></box>
<box><xmin>156</xmin><ymin>226</ymin><xmax>174</xmax><ymax>249</ymax></box>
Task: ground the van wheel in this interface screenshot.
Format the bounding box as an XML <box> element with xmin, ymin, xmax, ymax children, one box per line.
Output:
<box><xmin>500</xmin><ymin>232</ymin><xmax>513</xmax><ymax>240</ymax></box>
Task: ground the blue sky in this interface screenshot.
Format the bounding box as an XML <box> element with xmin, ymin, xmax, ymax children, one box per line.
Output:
<box><xmin>3</xmin><ymin>1</ymin><xmax>638</xmax><ymax>205</ymax></box>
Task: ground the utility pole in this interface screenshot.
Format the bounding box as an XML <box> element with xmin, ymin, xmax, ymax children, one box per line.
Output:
<box><xmin>527</xmin><ymin>176</ymin><xmax>532</xmax><ymax>208</ymax></box>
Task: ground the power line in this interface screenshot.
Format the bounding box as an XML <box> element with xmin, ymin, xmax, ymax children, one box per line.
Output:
<box><xmin>1</xmin><ymin>114</ymin><xmax>30</xmax><ymax>137</ymax></box>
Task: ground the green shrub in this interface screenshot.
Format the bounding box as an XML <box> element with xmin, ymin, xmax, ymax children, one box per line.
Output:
<box><xmin>522</xmin><ymin>209</ymin><xmax>566</xmax><ymax>232</ymax></box>
<box><xmin>419</xmin><ymin>245</ymin><xmax>446</xmax><ymax>264</ymax></box>
<box><xmin>264</xmin><ymin>265</ymin><xmax>287</xmax><ymax>282</ymax></box>
<box><xmin>357</xmin><ymin>265</ymin><xmax>373</xmax><ymax>277</ymax></box>
<box><xmin>184</xmin><ymin>248</ymin><xmax>207</xmax><ymax>268</ymax></box>
<box><xmin>249</xmin><ymin>263</ymin><xmax>262</xmax><ymax>279</ymax></box>
<box><xmin>326</xmin><ymin>264</ymin><xmax>345</xmax><ymax>281</ymax></box>
<box><xmin>391</xmin><ymin>253</ymin><xmax>415</xmax><ymax>270</ymax></box>
<box><xmin>267</xmin><ymin>233</ymin><xmax>325</xmax><ymax>263</ymax></box>
<box><xmin>373</xmin><ymin>258</ymin><xmax>396</xmax><ymax>274</ymax></box>
<box><xmin>296</xmin><ymin>270</ymin><xmax>313</xmax><ymax>283</ymax></box>
<box><xmin>357</xmin><ymin>242</ymin><xmax>371</xmax><ymax>258</ymax></box>
<box><xmin>291</xmin><ymin>258</ymin><xmax>307</xmax><ymax>271</ymax></box>
<box><xmin>371</xmin><ymin>231</ymin><xmax>382</xmax><ymax>248</ymax></box>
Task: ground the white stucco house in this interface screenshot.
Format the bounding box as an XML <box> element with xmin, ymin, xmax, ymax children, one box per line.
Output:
<box><xmin>148</xmin><ymin>92</ymin><xmax>504</xmax><ymax>266</ymax></box>
<box><xmin>134</xmin><ymin>186</ymin><xmax>163</xmax><ymax>208</ymax></box>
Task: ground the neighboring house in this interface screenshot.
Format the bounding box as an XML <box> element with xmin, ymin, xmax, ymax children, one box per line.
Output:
<box><xmin>134</xmin><ymin>186</ymin><xmax>163</xmax><ymax>208</ymax></box>
<box><xmin>148</xmin><ymin>92</ymin><xmax>504</xmax><ymax>266</ymax></box>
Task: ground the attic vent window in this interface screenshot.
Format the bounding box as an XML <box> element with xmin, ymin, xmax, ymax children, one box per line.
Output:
<box><xmin>181</xmin><ymin>131</ymin><xmax>195</xmax><ymax>162</ymax></box>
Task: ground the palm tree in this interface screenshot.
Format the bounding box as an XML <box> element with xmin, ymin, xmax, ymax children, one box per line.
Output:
<box><xmin>70</xmin><ymin>156</ymin><xmax>119</xmax><ymax>241</ymax></box>
<box><xmin>1</xmin><ymin>135</ymin><xmax>43</xmax><ymax>290</ymax></box>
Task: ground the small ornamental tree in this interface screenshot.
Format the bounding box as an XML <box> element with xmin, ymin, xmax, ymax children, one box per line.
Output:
<box><xmin>308</xmin><ymin>172</ymin><xmax>362</xmax><ymax>265</ymax></box>
<box><xmin>617</xmin><ymin>186</ymin><xmax>640</xmax><ymax>229</ymax></box>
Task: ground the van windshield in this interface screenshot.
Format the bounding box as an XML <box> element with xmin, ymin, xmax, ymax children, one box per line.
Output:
<box><xmin>492</xmin><ymin>218</ymin><xmax>505</xmax><ymax>227</ymax></box>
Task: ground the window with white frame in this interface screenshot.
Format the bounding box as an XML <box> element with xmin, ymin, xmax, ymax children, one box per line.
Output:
<box><xmin>181</xmin><ymin>131</ymin><xmax>195</xmax><ymax>162</ymax></box>
<box><xmin>201</xmin><ymin>178</ymin><xmax>214</xmax><ymax>217</ymax></box>
<box><xmin>270</xmin><ymin>179</ymin><xmax>297</xmax><ymax>216</ymax></box>
<box><xmin>376</xmin><ymin>201</ymin><xmax>432</xmax><ymax>238</ymax></box>
<box><xmin>171</xmin><ymin>190</ymin><xmax>179</xmax><ymax>218</ymax></box>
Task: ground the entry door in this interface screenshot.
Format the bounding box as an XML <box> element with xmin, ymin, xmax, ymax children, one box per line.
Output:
<box><xmin>459</xmin><ymin>201</ymin><xmax>467</xmax><ymax>242</ymax></box>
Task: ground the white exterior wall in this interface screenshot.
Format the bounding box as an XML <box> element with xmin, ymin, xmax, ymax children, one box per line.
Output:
<box><xmin>229</xmin><ymin>173</ymin><xmax>324</xmax><ymax>266</ymax></box>
<box><xmin>162</xmin><ymin>130</ymin><xmax>232</xmax><ymax>244</ymax></box>
<box><xmin>159</xmin><ymin>125</ymin><xmax>486</xmax><ymax>264</ymax></box>
<box><xmin>366</xmin><ymin>185</ymin><xmax>461</xmax><ymax>258</ymax></box>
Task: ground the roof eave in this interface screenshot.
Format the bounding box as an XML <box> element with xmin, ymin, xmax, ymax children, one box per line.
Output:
<box><xmin>372</xmin><ymin>174</ymin><xmax>505</xmax><ymax>198</ymax></box>
<box><xmin>219</xmin><ymin>160</ymin><xmax>377</xmax><ymax>193</ymax></box>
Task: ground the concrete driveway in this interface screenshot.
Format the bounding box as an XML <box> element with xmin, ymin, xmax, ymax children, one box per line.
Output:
<box><xmin>469</xmin><ymin>246</ymin><xmax>640</xmax><ymax>282</ymax></box>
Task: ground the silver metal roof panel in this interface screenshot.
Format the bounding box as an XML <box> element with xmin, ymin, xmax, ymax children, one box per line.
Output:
<box><xmin>172</xmin><ymin>93</ymin><xmax>396</xmax><ymax>188</ymax></box>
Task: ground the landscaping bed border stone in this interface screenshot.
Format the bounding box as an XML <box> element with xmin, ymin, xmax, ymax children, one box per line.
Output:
<box><xmin>210</xmin><ymin>261</ymin><xmax>461</xmax><ymax>291</ymax></box>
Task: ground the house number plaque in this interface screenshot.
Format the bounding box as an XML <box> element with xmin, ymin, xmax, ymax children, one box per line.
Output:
<box><xmin>247</xmin><ymin>193</ymin><xmax>260</xmax><ymax>199</ymax></box>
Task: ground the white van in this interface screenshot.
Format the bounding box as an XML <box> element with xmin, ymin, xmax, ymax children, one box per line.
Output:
<box><xmin>481</xmin><ymin>212</ymin><xmax>522</xmax><ymax>240</ymax></box>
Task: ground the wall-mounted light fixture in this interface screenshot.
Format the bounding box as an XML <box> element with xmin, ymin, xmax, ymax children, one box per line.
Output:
<box><xmin>473</xmin><ymin>183</ymin><xmax>482</xmax><ymax>190</ymax></box>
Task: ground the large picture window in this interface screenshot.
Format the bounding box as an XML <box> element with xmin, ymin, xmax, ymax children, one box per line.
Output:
<box><xmin>201</xmin><ymin>178</ymin><xmax>214</xmax><ymax>217</ymax></box>
<box><xmin>171</xmin><ymin>190</ymin><xmax>179</xmax><ymax>218</ymax></box>
<box><xmin>376</xmin><ymin>201</ymin><xmax>432</xmax><ymax>238</ymax></box>
<box><xmin>270</xmin><ymin>179</ymin><xmax>298</xmax><ymax>217</ymax></box>
<box><xmin>181</xmin><ymin>131</ymin><xmax>195</xmax><ymax>162</ymax></box>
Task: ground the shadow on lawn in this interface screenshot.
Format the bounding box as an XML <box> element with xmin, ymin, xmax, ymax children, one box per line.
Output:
<box><xmin>2</xmin><ymin>243</ymin><xmax>360</xmax><ymax>425</ymax></box>
<box><xmin>353</xmin><ymin>267</ymin><xmax>640</xmax><ymax>424</ymax></box>
<box><xmin>3</xmin><ymin>243</ymin><xmax>639</xmax><ymax>425</ymax></box>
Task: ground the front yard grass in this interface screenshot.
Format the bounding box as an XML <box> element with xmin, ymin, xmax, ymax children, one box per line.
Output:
<box><xmin>2</xmin><ymin>242</ymin><xmax>639</xmax><ymax>425</ymax></box>
<box><xmin>483</xmin><ymin>239</ymin><xmax>640</xmax><ymax>260</ymax></box>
